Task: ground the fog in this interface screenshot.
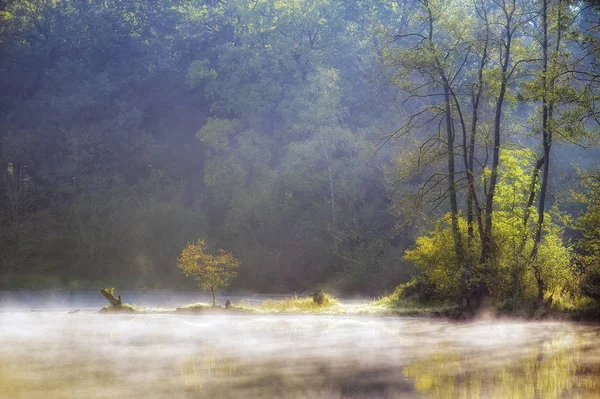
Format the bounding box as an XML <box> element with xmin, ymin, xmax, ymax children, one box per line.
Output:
<box><xmin>2</xmin><ymin>304</ymin><xmax>600</xmax><ymax>398</ymax></box>
<box><xmin>3</xmin><ymin>0</ymin><xmax>598</xmax><ymax>296</ymax></box>
<box><xmin>2</xmin><ymin>0</ymin><xmax>600</xmax><ymax>396</ymax></box>
<box><xmin>0</xmin><ymin>291</ymin><xmax>294</xmax><ymax>312</ymax></box>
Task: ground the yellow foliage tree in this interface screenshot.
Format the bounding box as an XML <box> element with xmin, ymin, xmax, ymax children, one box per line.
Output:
<box><xmin>177</xmin><ymin>239</ymin><xmax>240</xmax><ymax>306</ymax></box>
<box><xmin>403</xmin><ymin>150</ymin><xmax>575</xmax><ymax>305</ymax></box>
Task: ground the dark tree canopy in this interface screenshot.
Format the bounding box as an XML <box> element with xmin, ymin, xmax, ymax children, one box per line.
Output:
<box><xmin>0</xmin><ymin>0</ymin><xmax>599</xmax><ymax>304</ymax></box>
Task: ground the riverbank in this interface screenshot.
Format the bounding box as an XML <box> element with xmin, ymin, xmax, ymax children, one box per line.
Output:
<box><xmin>5</xmin><ymin>288</ymin><xmax>597</xmax><ymax>321</ymax></box>
<box><xmin>98</xmin><ymin>293</ymin><xmax>459</xmax><ymax>318</ymax></box>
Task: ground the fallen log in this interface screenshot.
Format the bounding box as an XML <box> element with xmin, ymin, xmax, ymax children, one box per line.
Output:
<box><xmin>100</xmin><ymin>288</ymin><xmax>122</xmax><ymax>308</ymax></box>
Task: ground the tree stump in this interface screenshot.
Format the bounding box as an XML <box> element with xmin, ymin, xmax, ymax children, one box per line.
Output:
<box><xmin>100</xmin><ymin>288</ymin><xmax>122</xmax><ymax>308</ymax></box>
<box><xmin>313</xmin><ymin>289</ymin><xmax>325</xmax><ymax>305</ymax></box>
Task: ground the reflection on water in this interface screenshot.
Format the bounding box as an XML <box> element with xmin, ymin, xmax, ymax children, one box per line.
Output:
<box><xmin>404</xmin><ymin>335</ymin><xmax>600</xmax><ymax>398</ymax></box>
<box><xmin>1</xmin><ymin>311</ymin><xmax>600</xmax><ymax>398</ymax></box>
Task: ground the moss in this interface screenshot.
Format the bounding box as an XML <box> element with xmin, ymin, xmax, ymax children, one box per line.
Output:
<box><xmin>98</xmin><ymin>303</ymin><xmax>136</xmax><ymax>313</ymax></box>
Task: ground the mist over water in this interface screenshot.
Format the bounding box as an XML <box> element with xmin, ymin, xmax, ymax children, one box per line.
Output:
<box><xmin>0</xmin><ymin>291</ymin><xmax>294</xmax><ymax>311</ymax></box>
<box><xmin>2</xmin><ymin>297</ymin><xmax>600</xmax><ymax>398</ymax></box>
<box><xmin>1</xmin><ymin>0</ymin><xmax>600</xmax><ymax>396</ymax></box>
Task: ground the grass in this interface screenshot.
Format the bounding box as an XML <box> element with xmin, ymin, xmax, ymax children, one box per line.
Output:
<box><xmin>374</xmin><ymin>287</ymin><xmax>459</xmax><ymax>317</ymax></box>
<box><xmin>93</xmin><ymin>288</ymin><xmax>462</xmax><ymax>318</ymax></box>
<box><xmin>91</xmin><ymin>286</ymin><xmax>600</xmax><ymax>321</ymax></box>
<box><xmin>384</xmin><ymin>299</ymin><xmax>458</xmax><ymax>316</ymax></box>
<box><xmin>237</xmin><ymin>293</ymin><xmax>429</xmax><ymax>315</ymax></box>
<box><xmin>95</xmin><ymin>294</ymin><xmax>458</xmax><ymax>317</ymax></box>
<box><xmin>96</xmin><ymin>300</ymin><xmax>254</xmax><ymax>315</ymax></box>
<box><xmin>103</xmin><ymin>294</ymin><xmax>390</xmax><ymax>315</ymax></box>
<box><xmin>173</xmin><ymin>296</ymin><xmax>435</xmax><ymax>316</ymax></box>
<box><xmin>241</xmin><ymin>293</ymin><xmax>339</xmax><ymax>313</ymax></box>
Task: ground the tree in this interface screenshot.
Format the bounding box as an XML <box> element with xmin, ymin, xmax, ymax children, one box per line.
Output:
<box><xmin>381</xmin><ymin>0</ymin><xmax>478</xmax><ymax>300</ymax></box>
<box><xmin>507</xmin><ymin>0</ymin><xmax>596</xmax><ymax>302</ymax></box>
<box><xmin>177</xmin><ymin>239</ymin><xmax>240</xmax><ymax>306</ymax></box>
<box><xmin>382</xmin><ymin>0</ymin><xmax>595</xmax><ymax>308</ymax></box>
<box><xmin>575</xmin><ymin>171</ymin><xmax>600</xmax><ymax>301</ymax></box>
<box><xmin>1</xmin><ymin>0</ymin><xmax>596</xmax><ymax>300</ymax></box>
<box><xmin>404</xmin><ymin>149</ymin><xmax>574</xmax><ymax>305</ymax></box>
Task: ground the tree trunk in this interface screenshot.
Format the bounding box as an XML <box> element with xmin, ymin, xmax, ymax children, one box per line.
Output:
<box><xmin>470</xmin><ymin>22</ymin><xmax>488</xmax><ymax>247</ymax></box>
<box><xmin>210</xmin><ymin>287</ymin><xmax>216</xmax><ymax>307</ymax></box>
<box><xmin>443</xmin><ymin>83</ymin><xmax>464</xmax><ymax>275</ymax></box>
<box><xmin>100</xmin><ymin>289</ymin><xmax>122</xmax><ymax>308</ymax></box>
<box><xmin>481</xmin><ymin>11</ymin><xmax>513</xmax><ymax>263</ymax></box>
<box><xmin>457</xmin><ymin>22</ymin><xmax>488</xmax><ymax>307</ymax></box>
<box><xmin>510</xmin><ymin>155</ymin><xmax>545</xmax><ymax>300</ymax></box>
<box><xmin>327</xmin><ymin>162</ymin><xmax>336</xmax><ymax>227</ymax></box>
<box><xmin>427</xmin><ymin>1</ymin><xmax>465</xmax><ymax>305</ymax></box>
<box><xmin>531</xmin><ymin>0</ymin><xmax>561</xmax><ymax>302</ymax></box>
<box><xmin>455</xmin><ymin>93</ymin><xmax>474</xmax><ymax>305</ymax></box>
<box><xmin>522</xmin><ymin>156</ymin><xmax>545</xmax><ymax>241</ymax></box>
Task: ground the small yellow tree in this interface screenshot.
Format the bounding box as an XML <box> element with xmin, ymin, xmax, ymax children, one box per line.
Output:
<box><xmin>177</xmin><ymin>239</ymin><xmax>240</xmax><ymax>306</ymax></box>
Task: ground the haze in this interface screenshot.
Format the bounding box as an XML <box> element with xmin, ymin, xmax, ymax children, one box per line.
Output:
<box><xmin>3</xmin><ymin>310</ymin><xmax>600</xmax><ymax>398</ymax></box>
<box><xmin>2</xmin><ymin>1</ymin><xmax>600</xmax><ymax>398</ymax></box>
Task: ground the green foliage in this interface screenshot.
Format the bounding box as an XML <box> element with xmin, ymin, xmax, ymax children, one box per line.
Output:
<box><xmin>580</xmin><ymin>269</ymin><xmax>600</xmax><ymax>302</ymax></box>
<box><xmin>402</xmin><ymin>149</ymin><xmax>575</xmax><ymax>305</ymax></box>
<box><xmin>0</xmin><ymin>273</ymin><xmax>62</xmax><ymax>290</ymax></box>
<box><xmin>574</xmin><ymin>172</ymin><xmax>600</xmax><ymax>302</ymax></box>
<box><xmin>0</xmin><ymin>0</ymin><xmax>597</xmax><ymax>301</ymax></box>
<box><xmin>575</xmin><ymin>173</ymin><xmax>600</xmax><ymax>258</ymax></box>
<box><xmin>186</xmin><ymin>59</ymin><xmax>218</xmax><ymax>96</ymax></box>
<box><xmin>404</xmin><ymin>218</ymin><xmax>467</xmax><ymax>302</ymax></box>
<box><xmin>0</xmin><ymin>0</ymin><xmax>410</xmax><ymax>294</ymax></box>
<box><xmin>374</xmin><ymin>278</ymin><xmax>437</xmax><ymax>306</ymax></box>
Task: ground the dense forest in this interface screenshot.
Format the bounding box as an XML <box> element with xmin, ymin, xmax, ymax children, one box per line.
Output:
<box><xmin>0</xmin><ymin>0</ymin><xmax>599</xmax><ymax>307</ymax></box>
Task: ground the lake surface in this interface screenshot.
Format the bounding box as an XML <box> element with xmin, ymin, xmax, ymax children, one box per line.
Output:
<box><xmin>1</xmin><ymin>294</ymin><xmax>600</xmax><ymax>398</ymax></box>
<box><xmin>0</xmin><ymin>290</ymin><xmax>299</xmax><ymax>311</ymax></box>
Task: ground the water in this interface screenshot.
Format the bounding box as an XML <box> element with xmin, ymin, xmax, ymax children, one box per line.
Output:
<box><xmin>1</xmin><ymin>294</ymin><xmax>600</xmax><ymax>398</ymax></box>
<box><xmin>0</xmin><ymin>290</ymin><xmax>295</xmax><ymax>311</ymax></box>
